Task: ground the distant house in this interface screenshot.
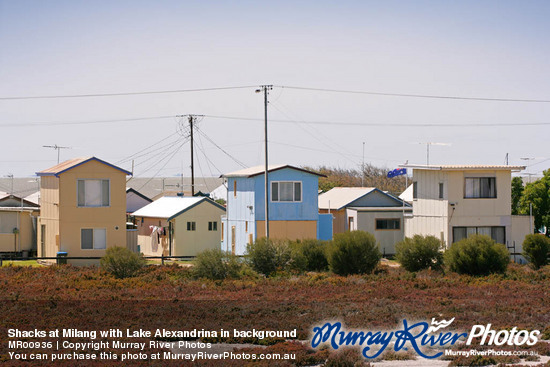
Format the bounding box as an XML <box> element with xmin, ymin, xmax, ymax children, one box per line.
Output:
<box><xmin>318</xmin><ymin>187</ymin><xmax>411</xmax><ymax>256</ymax></box>
<box><xmin>0</xmin><ymin>193</ymin><xmax>40</xmax><ymax>255</ymax></box>
<box><xmin>221</xmin><ymin>165</ymin><xmax>333</xmax><ymax>255</ymax></box>
<box><xmin>132</xmin><ymin>196</ymin><xmax>225</xmax><ymax>257</ymax></box>
<box><xmin>126</xmin><ymin>187</ymin><xmax>153</xmax><ymax>213</ymax></box>
<box><xmin>36</xmin><ymin>157</ymin><xmax>131</xmax><ymax>265</ymax></box>
<box><xmin>402</xmin><ymin>164</ymin><xmax>532</xmax><ymax>257</ymax></box>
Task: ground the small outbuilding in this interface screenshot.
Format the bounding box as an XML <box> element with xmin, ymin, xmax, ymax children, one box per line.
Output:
<box><xmin>318</xmin><ymin>187</ymin><xmax>411</xmax><ymax>256</ymax></box>
<box><xmin>132</xmin><ymin>196</ymin><xmax>225</xmax><ymax>257</ymax></box>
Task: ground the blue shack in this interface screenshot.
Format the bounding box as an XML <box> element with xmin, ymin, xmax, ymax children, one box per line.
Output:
<box><xmin>220</xmin><ymin>165</ymin><xmax>333</xmax><ymax>255</ymax></box>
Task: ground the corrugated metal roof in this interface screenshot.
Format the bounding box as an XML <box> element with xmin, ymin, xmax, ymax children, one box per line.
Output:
<box><xmin>399</xmin><ymin>164</ymin><xmax>525</xmax><ymax>171</ymax></box>
<box><xmin>318</xmin><ymin>187</ymin><xmax>376</xmax><ymax>210</ymax></box>
<box><xmin>221</xmin><ymin>164</ymin><xmax>325</xmax><ymax>178</ymax></box>
<box><xmin>36</xmin><ymin>157</ymin><xmax>132</xmax><ymax>177</ymax></box>
<box><xmin>132</xmin><ymin>196</ymin><xmax>226</xmax><ymax>219</ymax></box>
<box><xmin>133</xmin><ymin>196</ymin><xmax>204</xmax><ymax>218</ymax></box>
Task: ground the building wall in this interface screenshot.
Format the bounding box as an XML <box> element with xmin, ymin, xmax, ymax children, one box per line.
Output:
<box><xmin>172</xmin><ymin>202</ymin><xmax>225</xmax><ymax>256</ymax></box>
<box><xmin>354</xmin><ymin>210</ymin><xmax>407</xmax><ymax>256</ymax></box>
<box><xmin>37</xmin><ymin>176</ymin><xmax>60</xmax><ymax>259</ymax></box>
<box><xmin>407</xmin><ymin>168</ymin><xmax>517</xmax><ymax>248</ymax></box>
<box><xmin>253</xmin><ymin>168</ymin><xmax>319</xmax><ymax>221</ymax></box>
<box><xmin>319</xmin><ymin>209</ymin><xmax>347</xmax><ymax>233</ymax></box>
<box><xmin>0</xmin><ymin>211</ymin><xmax>37</xmax><ymax>252</ymax></box>
<box><xmin>58</xmin><ymin>160</ymin><xmax>127</xmax><ymax>265</ymax></box>
<box><xmin>222</xmin><ymin>177</ymin><xmax>255</xmax><ymax>254</ymax></box>
<box><xmin>126</xmin><ymin>191</ymin><xmax>152</xmax><ymax>213</ymax></box>
<box><xmin>135</xmin><ymin>217</ymin><xmax>169</xmax><ymax>256</ymax></box>
<box><xmin>256</xmin><ymin>220</ymin><xmax>317</xmax><ymax>240</ymax></box>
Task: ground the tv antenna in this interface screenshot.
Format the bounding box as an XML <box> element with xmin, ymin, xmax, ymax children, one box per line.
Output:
<box><xmin>418</xmin><ymin>142</ymin><xmax>451</xmax><ymax>165</ymax></box>
<box><xmin>43</xmin><ymin>144</ymin><xmax>71</xmax><ymax>164</ymax></box>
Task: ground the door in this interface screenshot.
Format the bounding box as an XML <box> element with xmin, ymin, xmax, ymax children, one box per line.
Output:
<box><xmin>231</xmin><ymin>226</ymin><xmax>236</xmax><ymax>255</ymax></box>
<box><xmin>40</xmin><ymin>225</ymin><xmax>46</xmax><ymax>257</ymax></box>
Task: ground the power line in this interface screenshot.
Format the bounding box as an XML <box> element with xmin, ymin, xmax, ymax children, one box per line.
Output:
<box><xmin>0</xmin><ymin>115</ymin><xmax>174</xmax><ymax>128</ymax></box>
<box><xmin>204</xmin><ymin>115</ymin><xmax>550</xmax><ymax>127</ymax></box>
<box><xmin>4</xmin><ymin>113</ymin><xmax>550</xmax><ymax>128</ymax></box>
<box><xmin>195</xmin><ymin>127</ymin><xmax>247</xmax><ymax>168</ymax></box>
<box><xmin>277</xmin><ymin>85</ymin><xmax>550</xmax><ymax>103</ymax></box>
<box><xmin>0</xmin><ymin>85</ymin><xmax>258</xmax><ymax>101</ymax></box>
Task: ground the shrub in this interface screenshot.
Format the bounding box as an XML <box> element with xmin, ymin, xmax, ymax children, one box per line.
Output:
<box><xmin>328</xmin><ymin>231</ymin><xmax>381</xmax><ymax>275</ymax></box>
<box><xmin>193</xmin><ymin>249</ymin><xmax>251</xmax><ymax>280</ymax></box>
<box><xmin>290</xmin><ymin>239</ymin><xmax>329</xmax><ymax>272</ymax></box>
<box><xmin>444</xmin><ymin>235</ymin><xmax>510</xmax><ymax>276</ymax></box>
<box><xmin>246</xmin><ymin>238</ymin><xmax>291</xmax><ymax>276</ymax></box>
<box><xmin>395</xmin><ymin>235</ymin><xmax>443</xmax><ymax>272</ymax></box>
<box><xmin>522</xmin><ymin>234</ymin><xmax>550</xmax><ymax>269</ymax></box>
<box><xmin>100</xmin><ymin>246</ymin><xmax>146</xmax><ymax>279</ymax></box>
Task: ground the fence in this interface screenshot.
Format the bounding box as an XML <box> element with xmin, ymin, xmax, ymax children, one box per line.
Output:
<box><xmin>0</xmin><ymin>255</ymin><xmax>195</xmax><ymax>266</ymax></box>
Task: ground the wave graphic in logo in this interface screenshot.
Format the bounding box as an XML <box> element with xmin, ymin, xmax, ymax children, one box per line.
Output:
<box><xmin>427</xmin><ymin>317</ymin><xmax>455</xmax><ymax>333</ymax></box>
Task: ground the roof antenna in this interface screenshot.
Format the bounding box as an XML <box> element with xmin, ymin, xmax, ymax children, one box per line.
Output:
<box><xmin>43</xmin><ymin>144</ymin><xmax>71</xmax><ymax>164</ymax></box>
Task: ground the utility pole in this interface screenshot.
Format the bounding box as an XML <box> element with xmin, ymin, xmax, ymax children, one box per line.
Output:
<box><xmin>256</xmin><ymin>85</ymin><xmax>272</xmax><ymax>239</ymax></box>
<box><xmin>189</xmin><ymin>115</ymin><xmax>195</xmax><ymax>196</ymax></box>
<box><xmin>43</xmin><ymin>144</ymin><xmax>70</xmax><ymax>164</ymax></box>
<box><xmin>361</xmin><ymin>142</ymin><xmax>365</xmax><ymax>187</ymax></box>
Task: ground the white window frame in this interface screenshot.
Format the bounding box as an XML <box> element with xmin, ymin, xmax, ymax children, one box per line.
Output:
<box><xmin>80</xmin><ymin>228</ymin><xmax>107</xmax><ymax>250</ymax></box>
<box><xmin>187</xmin><ymin>221</ymin><xmax>196</xmax><ymax>231</ymax></box>
<box><xmin>77</xmin><ymin>179</ymin><xmax>111</xmax><ymax>207</ymax></box>
<box><xmin>270</xmin><ymin>181</ymin><xmax>302</xmax><ymax>203</ymax></box>
<box><xmin>208</xmin><ymin>221</ymin><xmax>218</xmax><ymax>231</ymax></box>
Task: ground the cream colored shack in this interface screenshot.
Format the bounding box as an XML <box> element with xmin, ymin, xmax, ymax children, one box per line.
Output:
<box><xmin>0</xmin><ymin>194</ymin><xmax>40</xmax><ymax>254</ymax></box>
<box><xmin>36</xmin><ymin>157</ymin><xmax>131</xmax><ymax>265</ymax></box>
<box><xmin>402</xmin><ymin>164</ymin><xmax>532</xmax><ymax>257</ymax></box>
<box><xmin>132</xmin><ymin>196</ymin><xmax>225</xmax><ymax>257</ymax></box>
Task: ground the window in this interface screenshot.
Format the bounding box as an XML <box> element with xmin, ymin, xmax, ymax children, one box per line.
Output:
<box><xmin>187</xmin><ymin>222</ymin><xmax>196</xmax><ymax>231</ymax></box>
<box><xmin>77</xmin><ymin>179</ymin><xmax>109</xmax><ymax>207</ymax></box>
<box><xmin>439</xmin><ymin>183</ymin><xmax>444</xmax><ymax>199</ymax></box>
<box><xmin>233</xmin><ymin>181</ymin><xmax>237</xmax><ymax>197</ymax></box>
<box><xmin>452</xmin><ymin>226</ymin><xmax>505</xmax><ymax>244</ymax></box>
<box><xmin>413</xmin><ymin>181</ymin><xmax>418</xmax><ymax>199</ymax></box>
<box><xmin>81</xmin><ymin>228</ymin><xmax>106</xmax><ymax>249</ymax></box>
<box><xmin>464</xmin><ymin>177</ymin><xmax>496</xmax><ymax>198</ymax></box>
<box><xmin>221</xmin><ymin>222</ymin><xmax>224</xmax><ymax>241</ymax></box>
<box><xmin>208</xmin><ymin>221</ymin><xmax>217</xmax><ymax>231</ymax></box>
<box><xmin>271</xmin><ymin>181</ymin><xmax>302</xmax><ymax>202</ymax></box>
<box><xmin>376</xmin><ymin>219</ymin><xmax>400</xmax><ymax>230</ymax></box>
<box><xmin>245</xmin><ymin>221</ymin><xmax>248</xmax><ymax>232</ymax></box>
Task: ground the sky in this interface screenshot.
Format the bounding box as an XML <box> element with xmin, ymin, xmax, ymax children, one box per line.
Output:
<box><xmin>1</xmin><ymin>0</ymin><xmax>549</xmax><ymax>180</ymax></box>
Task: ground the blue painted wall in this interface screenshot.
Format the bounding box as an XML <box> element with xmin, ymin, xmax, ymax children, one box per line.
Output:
<box><xmin>222</xmin><ymin>167</ymin><xmax>331</xmax><ymax>255</ymax></box>
<box><xmin>253</xmin><ymin>168</ymin><xmax>319</xmax><ymax>221</ymax></box>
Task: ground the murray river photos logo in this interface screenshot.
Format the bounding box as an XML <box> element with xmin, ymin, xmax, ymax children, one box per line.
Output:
<box><xmin>311</xmin><ymin>318</ymin><xmax>540</xmax><ymax>359</ymax></box>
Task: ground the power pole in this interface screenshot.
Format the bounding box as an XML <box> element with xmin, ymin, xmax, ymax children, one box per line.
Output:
<box><xmin>361</xmin><ymin>142</ymin><xmax>365</xmax><ymax>187</ymax></box>
<box><xmin>43</xmin><ymin>144</ymin><xmax>71</xmax><ymax>164</ymax></box>
<box><xmin>189</xmin><ymin>115</ymin><xmax>195</xmax><ymax>196</ymax></box>
<box><xmin>256</xmin><ymin>85</ymin><xmax>272</xmax><ymax>239</ymax></box>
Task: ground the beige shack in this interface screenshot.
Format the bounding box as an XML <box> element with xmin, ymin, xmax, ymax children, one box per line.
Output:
<box><xmin>36</xmin><ymin>157</ymin><xmax>131</xmax><ymax>265</ymax></box>
<box><xmin>132</xmin><ymin>196</ymin><xmax>225</xmax><ymax>257</ymax></box>
<box><xmin>0</xmin><ymin>193</ymin><xmax>40</xmax><ymax>255</ymax></box>
<box><xmin>402</xmin><ymin>164</ymin><xmax>532</xmax><ymax>259</ymax></box>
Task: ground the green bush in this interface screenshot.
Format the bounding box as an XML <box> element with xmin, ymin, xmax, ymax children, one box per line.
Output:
<box><xmin>246</xmin><ymin>238</ymin><xmax>291</xmax><ymax>276</ymax></box>
<box><xmin>100</xmin><ymin>246</ymin><xmax>146</xmax><ymax>279</ymax></box>
<box><xmin>444</xmin><ymin>235</ymin><xmax>510</xmax><ymax>276</ymax></box>
<box><xmin>395</xmin><ymin>235</ymin><xmax>443</xmax><ymax>272</ymax></box>
<box><xmin>193</xmin><ymin>249</ymin><xmax>251</xmax><ymax>280</ymax></box>
<box><xmin>522</xmin><ymin>234</ymin><xmax>550</xmax><ymax>269</ymax></box>
<box><xmin>328</xmin><ymin>231</ymin><xmax>381</xmax><ymax>275</ymax></box>
<box><xmin>290</xmin><ymin>239</ymin><xmax>329</xmax><ymax>272</ymax></box>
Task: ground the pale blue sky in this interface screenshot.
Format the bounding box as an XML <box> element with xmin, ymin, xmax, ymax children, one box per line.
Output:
<box><xmin>1</xmin><ymin>0</ymin><xmax>549</xmax><ymax>179</ymax></box>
